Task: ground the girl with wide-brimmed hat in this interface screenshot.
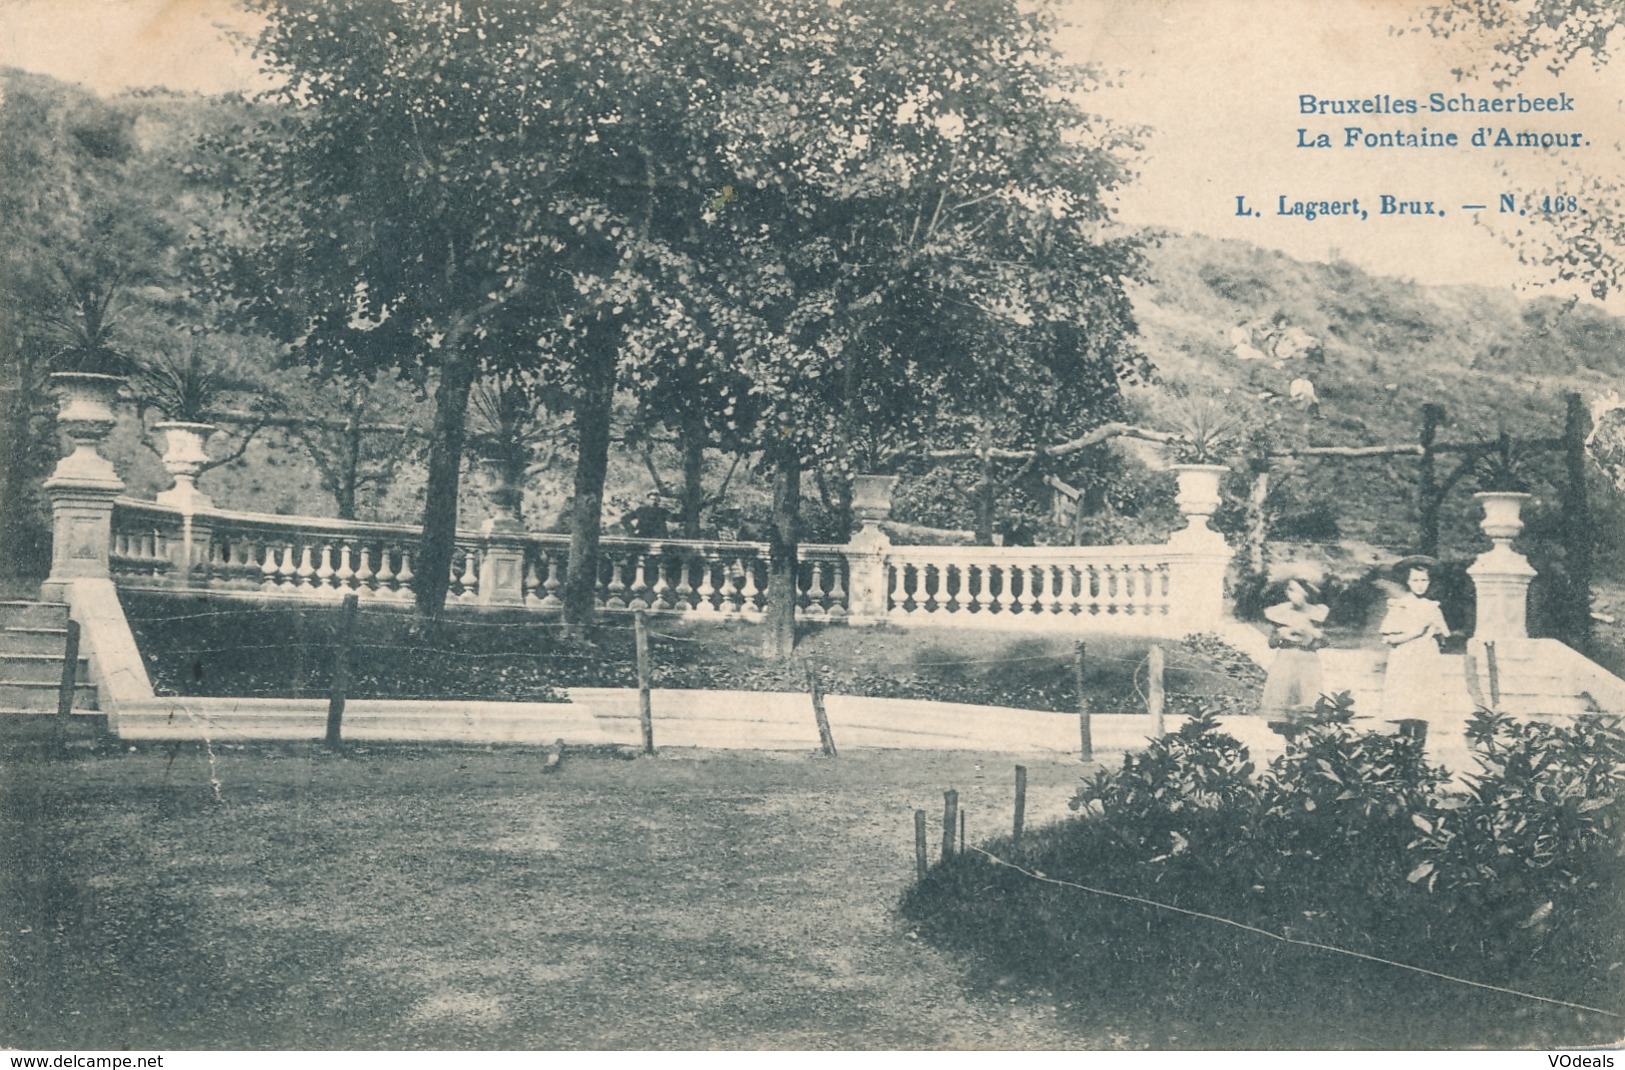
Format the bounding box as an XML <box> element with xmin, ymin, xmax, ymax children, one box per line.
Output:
<box><xmin>1260</xmin><ymin>577</ymin><xmax>1329</xmax><ymax>720</ymax></box>
<box><xmin>1379</xmin><ymin>556</ymin><xmax>1450</xmax><ymax>720</ymax></box>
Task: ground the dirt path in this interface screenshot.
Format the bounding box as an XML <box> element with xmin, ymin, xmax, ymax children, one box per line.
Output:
<box><xmin>2</xmin><ymin>742</ymin><xmax>1098</xmax><ymax>1049</ymax></box>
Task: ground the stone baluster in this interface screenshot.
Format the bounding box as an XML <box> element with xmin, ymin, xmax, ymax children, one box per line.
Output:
<box><xmin>457</xmin><ymin>547</ymin><xmax>480</xmax><ymax>601</ymax></box>
<box><xmin>537</xmin><ymin>551</ymin><xmax>562</xmax><ymax>610</ymax></box>
<box><xmin>826</xmin><ymin>559</ymin><xmax>848</xmax><ymax>619</ymax></box>
<box><xmin>627</xmin><ymin>552</ymin><xmax>651</xmax><ymax>611</ymax></box>
<box><xmin>273</xmin><ymin>544</ymin><xmax>296</xmax><ymax>589</ymax></box>
<box><xmin>604</xmin><ymin>552</ymin><xmax>628</xmax><ymax>610</ymax></box>
<box><xmin>355</xmin><ymin>545</ymin><xmax>376</xmax><ymax>593</ymax></box>
<box><xmin>694</xmin><ymin>556</ymin><xmax>720</xmax><ymax>614</ymax></box>
<box><xmin>333</xmin><ymin>542</ymin><xmax>355</xmax><ymax>591</ymax></box>
<box><xmin>673</xmin><ymin>555</ymin><xmax>695</xmax><ymax>612</ymax></box>
<box><xmin>292</xmin><ymin>545</ymin><xmax>314</xmax><ymax>589</ymax></box>
<box><xmin>396</xmin><ymin>549</ymin><xmax>415</xmax><ymax>599</ymax></box>
<box><xmin>314</xmin><ymin>544</ymin><xmax>334</xmax><ymax>590</ymax></box>
<box><xmin>261</xmin><ymin>543</ymin><xmax>283</xmax><ymax>590</ymax></box>
<box><xmin>719</xmin><ymin>557</ymin><xmax>742</xmax><ymax>616</ymax></box>
<box><xmin>374</xmin><ymin>546</ymin><xmax>396</xmax><ymax>596</ymax></box>
<box><xmin>652</xmin><ymin>551</ymin><xmax>675</xmax><ymax>611</ymax></box>
<box><xmin>740</xmin><ymin>555</ymin><xmax>763</xmax><ymax>614</ymax></box>
<box><xmin>804</xmin><ymin>560</ymin><xmax>828</xmax><ymax>618</ymax></box>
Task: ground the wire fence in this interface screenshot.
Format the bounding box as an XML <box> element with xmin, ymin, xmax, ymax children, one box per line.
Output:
<box><xmin>954</xmin><ymin>842</ymin><xmax>1621</xmax><ymax>1020</ymax></box>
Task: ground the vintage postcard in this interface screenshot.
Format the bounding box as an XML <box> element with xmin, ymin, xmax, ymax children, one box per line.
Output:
<box><xmin>1</xmin><ymin>0</ymin><xmax>1622</xmax><ymax>1055</ymax></box>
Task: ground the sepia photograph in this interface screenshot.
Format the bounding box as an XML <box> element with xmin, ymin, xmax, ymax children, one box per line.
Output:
<box><xmin>2</xmin><ymin>0</ymin><xmax>1624</xmax><ymax>1053</ymax></box>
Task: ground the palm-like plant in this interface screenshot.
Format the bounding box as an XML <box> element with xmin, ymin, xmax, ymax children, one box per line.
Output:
<box><xmin>42</xmin><ymin>265</ymin><xmax>134</xmax><ymax>377</ymax></box>
<box><xmin>1166</xmin><ymin>394</ymin><xmax>1241</xmax><ymax>465</ymax></box>
<box><xmin>135</xmin><ymin>340</ymin><xmax>257</xmax><ymax>423</ymax></box>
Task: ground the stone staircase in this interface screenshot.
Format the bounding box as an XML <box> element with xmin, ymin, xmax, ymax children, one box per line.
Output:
<box><xmin>0</xmin><ymin>601</ymin><xmax>100</xmax><ymax>721</ymax></box>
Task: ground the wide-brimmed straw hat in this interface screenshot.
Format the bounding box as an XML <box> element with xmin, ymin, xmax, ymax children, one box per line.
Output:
<box><xmin>1391</xmin><ymin>554</ymin><xmax>1440</xmax><ymax>579</ymax></box>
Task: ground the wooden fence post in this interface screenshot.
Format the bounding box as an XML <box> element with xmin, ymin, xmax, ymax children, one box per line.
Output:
<box><xmin>1148</xmin><ymin>643</ymin><xmax>1166</xmax><ymax>736</ymax></box>
<box><xmin>1074</xmin><ymin>641</ymin><xmax>1092</xmax><ymax>762</ymax></box>
<box><xmin>1485</xmin><ymin>640</ymin><xmax>1501</xmax><ymax>713</ymax></box>
<box><xmin>1012</xmin><ymin>764</ymin><xmax>1027</xmax><ymax>845</ymax></box>
<box><xmin>634</xmin><ymin>609</ymin><xmax>655</xmax><ymax>755</ymax></box>
<box><xmin>941</xmin><ymin>789</ymin><xmax>958</xmax><ymax>862</ymax></box>
<box><xmin>805</xmin><ymin>658</ymin><xmax>837</xmax><ymax>757</ymax></box>
<box><xmin>325</xmin><ymin>593</ymin><xmax>359</xmax><ymax>749</ymax></box>
<box><xmin>914</xmin><ymin>809</ymin><xmax>928</xmax><ymax>879</ymax></box>
<box><xmin>56</xmin><ymin>618</ymin><xmax>81</xmax><ymax>719</ymax></box>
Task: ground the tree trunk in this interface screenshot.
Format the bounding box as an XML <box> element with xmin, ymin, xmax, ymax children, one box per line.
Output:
<box><xmin>973</xmin><ymin>450</ymin><xmax>996</xmax><ymax>547</ymax></box>
<box><xmin>763</xmin><ymin>445</ymin><xmax>800</xmax><ymax>658</ymax></box>
<box><xmin>414</xmin><ymin>352</ymin><xmax>478</xmax><ymax>617</ymax></box>
<box><xmin>679</xmin><ymin>412</ymin><xmax>706</xmax><ymax>539</ymax></box>
<box><xmin>1562</xmin><ymin>391</ymin><xmax>1593</xmax><ymax>648</ymax></box>
<box><xmin>562</xmin><ymin>352</ymin><xmax>616</xmax><ymax>627</ymax></box>
<box><xmin>1416</xmin><ymin>402</ymin><xmax>1444</xmax><ymax>557</ymax></box>
<box><xmin>337</xmin><ymin>405</ymin><xmax>361</xmax><ymax>521</ymax></box>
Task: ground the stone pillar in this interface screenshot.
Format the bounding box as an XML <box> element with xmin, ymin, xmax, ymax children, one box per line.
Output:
<box><xmin>843</xmin><ymin>474</ymin><xmax>899</xmax><ymax>623</ymax></box>
<box><xmin>1165</xmin><ymin>464</ymin><xmax>1232</xmax><ymax>634</ymax></box>
<box><xmin>1467</xmin><ymin>491</ymin><xmax>1536</xmax><ymax>641</ymax></box>
<box><xmin>41</xmin><ymin>374</ymin><xmax>127</xmax><ymax>602</ymax></box>
<box><xmin>477</xmin><ymin>521</ymin><xmax>529</xmax><ymax>607</ymax></box>
<box><xmin>843</xmin><ymin>524</ymin><xmax>892</xmax><ymax>622</ymax></box>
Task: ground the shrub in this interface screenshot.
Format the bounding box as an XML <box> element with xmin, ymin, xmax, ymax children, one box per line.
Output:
<box><xmin>905</xmin><ymin>699</ymin><xmax>1625</xmax><ymax>1047</ymax></box>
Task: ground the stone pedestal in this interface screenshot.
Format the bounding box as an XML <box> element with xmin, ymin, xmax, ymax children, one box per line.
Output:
<box><xmin>478</xmin><ymin>523</ymin><xmax>528</xmax><ymax>607</ymax></box>
<box><xmin>843</xmin><ymin>524</ymin><xmax>892</xmax><ymax>622</ymax></box>
<box><xmin>1467</xmin><ymin>491</ymin><xmax>1536</xmax><ymax>641</ymax></box>
<box><xmin>41</xmin><ymin>374</ymin><xmax>127</xmax><ymax>600</ymax></box>
<box><xmin>843</xmin><ymin>474</ymin><xmax>899</xmax><ymax>623</ymax></box>
<box><xmin>1165</xmin><ymin>464</ymin><xmax>1232</xmax><ymax>634</ymax></box>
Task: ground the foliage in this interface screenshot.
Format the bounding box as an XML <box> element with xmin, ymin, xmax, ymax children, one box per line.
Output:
<box><xmin>905</xmin><ymin>698</ymin><xmax>1625</xmax><ymax>1046</ymax></box>
<box><xmin>133</xmin><ymin>337</ymin><xmax>263</xmax><ymax>423</ymax></box>
<box><xmin>120</xmin><ymin>593</ymin><xmax>1258</xmax><ymax>715</ymax></box>
<box><xmin>0</xmin><ymin>70</ymin><xmax>207</xmax><ymax>578</ymax></box>
<box><xmin>1163</xmin><ymin>394</ymin><xmax>1241</xmax><ymax>464</ymax></box>
<box><xmin>1473</xmin><ymin>435</ymin><xmax>1536</xmax><ymax>494</ymax></box>
<box><xmin>1418</xmin><ymin>1</ymin><xmax>1624</xmax><ymax>301</ymax></box>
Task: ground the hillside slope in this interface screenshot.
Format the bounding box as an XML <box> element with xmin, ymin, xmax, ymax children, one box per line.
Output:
<box><xmin>1129</xmin><ymin>233</ymin><xmax>1625</xmax><ymax>564</ymax></box>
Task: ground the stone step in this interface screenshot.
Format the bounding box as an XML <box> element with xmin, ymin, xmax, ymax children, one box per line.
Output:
<box><xmin>0</xmin><ymin>681</ymin><xmax>98</xmax><ymax>713</ymax></box>
<box><xmin>0</xmin><ymin>712</ymin><xmax>110</xmax><ymax>744</ymax></box>
<box><xmin>0</xmin><ymin>653</ymin><xmax>89</xmax><ymax>685</ymax></box>
<box><xmin>0</xmin><ymin>601</ymin><xmax>69</xmax><ymax>629</ymax></box>
<box><xmin>0</xmin><ymin>628</ymin><xmax>73</xmax><ymax>655</ymax></box>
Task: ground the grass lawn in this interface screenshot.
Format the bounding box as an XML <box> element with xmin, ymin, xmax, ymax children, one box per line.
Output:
<box><xmin>121</xmin><ymin>593</ymin><xmax>1264</xmax><ymax>716</ymax></box>
<box><xmin>2</xmin><ymin>734</ymin><xmax>1107</xmax><ymax>1050</ymax></box>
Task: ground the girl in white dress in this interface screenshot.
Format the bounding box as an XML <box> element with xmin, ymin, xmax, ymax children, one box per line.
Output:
<box><xmin>1380</xmin><ymin>560</ymin><xmax>1451</xmax><ymax>721</ymax></box>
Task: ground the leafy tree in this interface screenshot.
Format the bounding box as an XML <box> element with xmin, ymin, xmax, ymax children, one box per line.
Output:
<box><xmin>1421</xmin><ymin>0</ymin><xmax>1625</xmax><ymax>300</ymax></box>
<box><xmin>0</xmin><ymin>70</ymin><xmax>198</xmax><ymax>577</ymax></box>
<box><xmin>214</xmin><ymin>0</ymin><xmax>659</xmax><ymax>617</ymax></box>
<box><xmin>663</xmin><ymin>0</ymin><xmax>1147</xmax><ymax>653</ymax></box>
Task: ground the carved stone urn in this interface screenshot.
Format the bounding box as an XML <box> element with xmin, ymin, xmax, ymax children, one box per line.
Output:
<box><xmin>154</xmin><ymin>421</ymin><xmax>217</xmax><ymax>510</ymax></box>
<box><xmin>47</xmin><ymin>372</ymin><xmax>126</xmax><ymax>486</ymax></box>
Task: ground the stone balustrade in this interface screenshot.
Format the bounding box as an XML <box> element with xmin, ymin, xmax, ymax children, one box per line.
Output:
<box><xmin>108</xmin><ymin>498</ymin><xmax>855</xmax><ymax>618</ymax></box>
<box><xmin>103</xmin><ymin>497</ymin><xmax>1221</xmax><ymax>635</ymax></box>
<box><xmin>879</xmin><ymin>544</ymin><xmax>1214</xmax><ymax>635</ymax></box>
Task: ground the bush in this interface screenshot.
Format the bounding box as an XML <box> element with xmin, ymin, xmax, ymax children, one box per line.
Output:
<box><xmin>903</xmin><ymin>698</ymin><xmax>1625</xmax><ymax>1047</ymax></box>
